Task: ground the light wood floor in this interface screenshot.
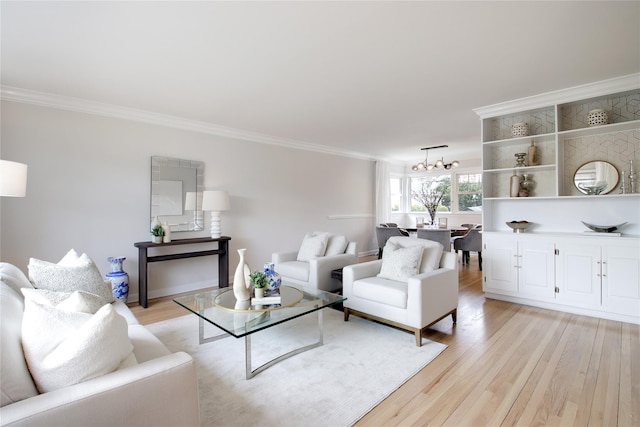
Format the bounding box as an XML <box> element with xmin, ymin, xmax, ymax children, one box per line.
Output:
<box><xmin>129</xmin><ymin>254</ymin><xmax>639</xmax><ymax>426</ymax></box>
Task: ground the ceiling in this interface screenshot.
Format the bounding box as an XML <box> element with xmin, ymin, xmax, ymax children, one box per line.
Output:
<box><xmin>1</xmin><ymin>1</ymin><xmax>639</xmax><ymax>165</ymax></box>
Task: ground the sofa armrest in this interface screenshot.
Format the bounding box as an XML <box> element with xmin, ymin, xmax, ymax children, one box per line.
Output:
<box><xmin>406</xmin><ymin>267</ymin><xmax>458</xmax><ymax>327</ymax></box>
<box><xmin>272</xmin><ymin>250</ymin><xmax>298</xmax><ymax>264</ymax></box>
<box><xmin>0</xmin><ymin>352</ymin><xmax>200</xmax><ymax>427</ymax></box>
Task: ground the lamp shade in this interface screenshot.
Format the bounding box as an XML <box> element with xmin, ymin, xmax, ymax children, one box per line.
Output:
<box><xmin>0</xmin><ymin>160</ymin><xmax>28</xmax><ymax>197</ymax></box>
<box><xmin>201</xmin><ymin>190</ymin><xmax>230</xmax><ymax>211</ymax></box>
<box><xmin>184</xmin><ymin>191</ymin><xmax>203</xmax><ymax>211</ymax></box>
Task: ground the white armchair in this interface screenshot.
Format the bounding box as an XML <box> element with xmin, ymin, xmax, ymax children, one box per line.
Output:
<box><xmin>343</xmin><ymin>236</ymin><xmax>458</xmax><ymax>346</ymax></box>
<box><xmin>272</xmin><ymin>232</ymin><xmax>358</xmax><ymax>293</ymax></box>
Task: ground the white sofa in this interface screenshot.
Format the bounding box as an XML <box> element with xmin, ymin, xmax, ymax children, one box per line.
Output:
<box><xmin>342</xmin><ymin>236</ymin><xmax>458</xmax><ymax>346</ymax></box>
<box><xmin>272</xmin><ymin>232</ymin><xmax>358</xmax><ymax>293</ymax></box>
<box><xmin>0</xmin><ymin>262</ymin><xmax>200</xmax><ymax>427</ymax></box>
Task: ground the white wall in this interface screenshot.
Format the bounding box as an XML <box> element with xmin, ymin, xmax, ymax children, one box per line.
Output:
<box><xmin>0</xmin><ymin>101</ymin><xmax>376</xmax><ymax>302</ymax></box>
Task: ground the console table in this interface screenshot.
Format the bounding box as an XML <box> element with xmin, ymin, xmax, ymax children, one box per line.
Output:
<box><xmin>134</xmin><ymin>236</ymin><xmax>231</xmax><ymax>308</ymax></box>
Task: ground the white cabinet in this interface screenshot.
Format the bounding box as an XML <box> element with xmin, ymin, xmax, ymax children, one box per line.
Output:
<box><xmin>483</xmin><ymin>233</ymin><xmax>555</xmax><ymax>299</ymax></box>
<box><xmin>486</xmin><ymin>232</ymin><xmax>640</xmax><ymax>323</ymax></box>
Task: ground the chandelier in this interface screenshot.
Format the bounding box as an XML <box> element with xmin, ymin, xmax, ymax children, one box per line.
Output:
<box><xmin>411</xmin><ymin>145</ymin><xmax>459</xmax><ymax>171</ymax></box>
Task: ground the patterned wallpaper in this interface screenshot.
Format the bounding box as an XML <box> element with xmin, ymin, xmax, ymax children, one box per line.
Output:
<box><xmin>560</xmin><ymin>91</ymin><xmax>640</xmax><ymax>131</ymax></box>
<box><xmin>487</xmin><ymin>109</ymin><xmax>556</xmax><ymax>141</ymax></box>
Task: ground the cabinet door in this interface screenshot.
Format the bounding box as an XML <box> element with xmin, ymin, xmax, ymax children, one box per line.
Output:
<box><xmin>483</xmin><ymin>235</ymin><xmax>518</xmax><ymax>294</ymax></box>
<box><xmin>518</xmin><ymin>240</ymin><xmax>555</xmax><ymax>300</ymax></box>
<box><xmin>602</xmin><ymin>244</ymin><xmax>640</xmax><ymax>317</ymax></box>
<box><xmin>555</xmin><ymin>241</ymin><xmax>601</xmax><ymax>308</ymax></box>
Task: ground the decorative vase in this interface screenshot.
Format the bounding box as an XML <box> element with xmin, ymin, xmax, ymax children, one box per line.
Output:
<box><xmin>106</xmin><ymin>257</ymin><xmax>129</xmax><ymax>303</ymax></box>
<box><xmin>514</xmin><ymin>153</ymin><xmax>527</xmax><ymax>168</ymax></box>
<box><xmin>587</xmin><ymin>109</ymin><xmax>608</xmax><ymax>127</ymax></box>
<box><xmin>151</xmin><ymin>235</ymin><xmax>162</xmax><ymax>243</ymax></box>
<box><xmin>263</xmin><ymin>263</ymin><xmax>281</xmax><ymax>296</ymax></box>
<box><xmin>528</xmin><ymin>141</ymin><xmax>538</xmax><ymax>166</ymax></box>
<box><xmin>520</xmin><ymin>174</ymin><xmax>536</xmax><ymax>197</ymax></box>
<box><xmin>510</xmin><ymin>171</ymin><xmax>522</xmax><ymax>198</ymax></box>
<box><xmin>511</xmin><ymin>122</ymin><xmax>529</xmax><ymax>137</ymax></box>
<box><xmin>629</xmin><ymin>160</ymin><xmax>637</xmax><ymax>194</ymax></box>
<box><xmin>254</xmin><ymin>287</ymin><xmax>265</xmax><ymax>298</ymax></box>
<box><xmin>233</xmin><ymin>249</ymin><xmax>252</xmax><ymax>301</ymax></box>
<box><xmin>162</xmin><ymin>223</ymin><xmax>171</xmax><ymax>243</ymax></box>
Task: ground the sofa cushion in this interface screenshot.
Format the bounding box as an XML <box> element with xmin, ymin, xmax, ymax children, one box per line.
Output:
<box><xmin>377</xmin><ymin>241</ymin><xmax>424</xmax><ymax>282</ymax></box>
<box><xmin>28</xmin><ymin>249</ymin><xmax>115</xmax><ymax>303</ymax></box>
<box><xmin>276</xmin><ymin>260</ymin><xmax>310</xmax><ymax>282</ymax></box>
<box><xmin>21</xmin><ymin>288</ymin><xmax>109</xmax><ymax>314</ymax></box>
<box><xmin>297</xmin><ymin>232</ymin><xmax>329</xmax><ymax>261</ymax></box>
<box><xmin>325</xmin><ymin>234</ymin><xmax>349</xmax><ymax>256</ymax></box>
<box><xmin>21</xmin><ymin>297</ymin><xmax>135</xmax><ymax>393</ymax></box>
<box><xmin>0</xmin><ymin>283</ymin><xmax>39</xmax><ymax>407</ymax></box>
<box><xmin>353</xmin><ymin>276</ymin><xmax>408</xmax><ymax>309</ymax></box>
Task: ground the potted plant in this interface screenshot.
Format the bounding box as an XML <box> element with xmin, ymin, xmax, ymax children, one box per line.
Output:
<box><xmin>250</xmin><ymin>271</ymin><xmax>268</xmax><ymax>298</ymax></box>
<box><xmin>150</xmin><ymin>224</ymin><xmax>165</xmax><ymax>243</ymax></box>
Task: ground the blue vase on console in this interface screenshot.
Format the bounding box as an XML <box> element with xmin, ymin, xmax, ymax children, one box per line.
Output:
<box><xmin>106</xmin><ymin>257</ymin><xmax>129</xmax><ymax>303</ymax></box>
<box><xmin>264</xmin><ymin>263</ymin><xmax>281</xmax><ymax>296</ymax></box>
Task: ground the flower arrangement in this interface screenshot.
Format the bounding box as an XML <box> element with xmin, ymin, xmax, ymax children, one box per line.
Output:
<box><xmin>412</xmin><ymin>178</ymin><xmax>448</xmax><ymax>225</ymax></box>
<box><xmin>150</xmin><ymin>224</ymin><xmax>165</xmax><ymax>237</ymax></box>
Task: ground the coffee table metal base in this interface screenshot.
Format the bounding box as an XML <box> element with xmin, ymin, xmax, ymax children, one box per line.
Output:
<box><xmin>198</xmin><ymin>309</ymin><xmax>324</xmax><ymax>379</ymax></box>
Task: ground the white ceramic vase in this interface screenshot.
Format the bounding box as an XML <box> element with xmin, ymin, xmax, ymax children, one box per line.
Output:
<box><xmin>233</xmin><ymin>248</ymin><xmax>252</xmax><ymax>301</ymax></box>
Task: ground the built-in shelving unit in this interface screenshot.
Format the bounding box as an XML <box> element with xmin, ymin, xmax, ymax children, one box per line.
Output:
<box><xmin>474</xmin><ymin>73</ymin><xmax>640</xmax><ymax>235</ymax></box>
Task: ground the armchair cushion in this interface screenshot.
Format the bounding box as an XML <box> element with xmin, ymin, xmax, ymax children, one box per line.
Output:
<box><xmin>297</xmin><ymin>232</ymin><xmax>329</xmax><ymax>261</ymax></box>
<box><xmin>21</xmin><ymin>297</ymin><xmax>135</xmax><ymax>393</ymax></box>
<box><xmin>353</xmin><ymin>276</ymin><xmax>407</xmax><ymax>309</ymax></box>
<box><xmin>377</xmin><ymin>242</ymin><xmax>424</xmax><ymax>282</ymax></box>
<box><xmin>275</xmin><ymin>260</ymin><xmax>309</xmax><ymax>282</ymax></box>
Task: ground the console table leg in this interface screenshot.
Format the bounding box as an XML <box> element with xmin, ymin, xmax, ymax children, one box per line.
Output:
<box><xmin>138</xmin><ymin>247</ymin><xmax>148</xmax><ymax>308</ymax></box>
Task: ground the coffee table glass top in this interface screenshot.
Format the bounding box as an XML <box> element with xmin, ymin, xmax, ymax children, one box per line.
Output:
<box><xmin>173</xmin><ymin>284</ymin><xmax>345</xmax><ymax>338</ymax></box>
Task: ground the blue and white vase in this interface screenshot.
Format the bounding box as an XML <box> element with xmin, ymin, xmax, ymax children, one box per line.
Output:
<box><xmin>263</xmin><ymin>263</ymin><xmax>281</xmax><ymax>296</ymax></box>
<box><xmin>106</xmin><ymin>257</ymin><xmax>129</xmax><ymax>303</ymax></box>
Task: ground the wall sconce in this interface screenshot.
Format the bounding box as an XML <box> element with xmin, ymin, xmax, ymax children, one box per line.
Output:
<box><xmin>0</xmin><ymin>160</ymin><xmax>28</xmax><ymax>197</ymax></box>
<box><xmin>202</xmin><ymin>190</ymin><xmax>230</xmax><ymax>238</ymax></box>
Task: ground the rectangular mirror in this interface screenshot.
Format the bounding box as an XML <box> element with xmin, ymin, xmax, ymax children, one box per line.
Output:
<box><xmin>151</xmin><ymin>156</ymin><xmax>204</xmax><ymax>232</ymax></box>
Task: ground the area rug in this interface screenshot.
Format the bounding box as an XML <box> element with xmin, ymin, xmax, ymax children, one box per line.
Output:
<box><xmin>147</xmin><ymin>308</ymin><xmax>447</xmax><ymax>427</ymax></box>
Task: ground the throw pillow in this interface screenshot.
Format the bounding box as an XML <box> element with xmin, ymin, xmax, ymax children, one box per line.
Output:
<box><xmin>21</xmin><ymin>288</ymin><xmax>109</xmax><ymax>314</ymax></box>
<box><xmin>297</xmin><ymin>232</ymin><xmax>329</xmax><ymax>261</ymax></box>
<box><xmin>21</xmin><ymin>298</ymin><xmax>135</xmax><ymax>393</ymax></box>
<box><xmin>377</xmin><ymin>241</ymin><xmax>424</xmax><ymax>282</ymax></box>
<box><xmin>325</xmin><ymin>234</ymin><xmax>349</xmax><ymax>256</ymax></box>
<box><xmin>418</xmin><ymin>241</ymin><xmax>445</xmax><ymax>273</ymax></box>
<box><xmin>28</xmin><ymin>249</ymin><xmax>114</xmax><ymax>303</ymax></box>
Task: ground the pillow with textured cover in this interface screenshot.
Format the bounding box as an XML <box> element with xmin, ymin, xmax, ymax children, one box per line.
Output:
<box><xmin>21</xmin><ymin>288</ymin><xmax>108</xmax><ymax>314</ymax></box>
<box><xmin>28</xmin><ymin>249</ymin><xmax>114</xmax><ymax>303</ymax></box>
<box><xmin>377</xmin><ymin>241</ymin><xmax>424</xmax><ymax>282</ymax></box>
<box><xmin>297</xmin><ymin>232</ymin><xmax>329</xmax><ymax>261</ymax></box>
<box><xmin>21</xmin><ymin>296</ymin><xmax>135</xmax><ymax>393</ymax></box>
<box><xmin>324</xmin><ymin>234</ymin><xmax>349</xmax><ymax>256</ymax></box>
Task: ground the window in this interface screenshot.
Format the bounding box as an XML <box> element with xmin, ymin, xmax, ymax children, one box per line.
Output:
<box><xmin>390</xmin><ymin>176</ymin><xmax>402</xmax><ymax>212</ymax></box>
<box><xmin>410</xmin><ymin>175</ymin><xmax>451</xmax><ymax>213</ymax></box>
<box><xmin>457</xmin><ymin>173</ymin><xmax>482</xmax><ymax>212</ymax></box>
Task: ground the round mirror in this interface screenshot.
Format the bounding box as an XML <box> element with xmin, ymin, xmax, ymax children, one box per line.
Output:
<box><xmin>573</xmin><ymin>161</ymin><xmax>619</xmax><ymax>195</ymax></box>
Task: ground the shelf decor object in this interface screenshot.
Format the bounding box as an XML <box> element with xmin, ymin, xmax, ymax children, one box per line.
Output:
<box><xmin>511</xmin><ymin>122</ymin><xmax>529</xmax><ymax>137</ymax></box>
<box><xmin>514</xmin><ymin>153</ymin><xmax>527</xmax><ymax>168</ymax></box>
<box><xmin>587</xmin><ymin>109</ymin><xmax>608</xmax><ymax>126</ymax></box>
<box><xmin>506</xmin><ymin>221</ymin><xmax>532</xmax><ymax>233</ymax></box>
<box><xmin>106</xmin><ymin>257</ymin><xmax>129</xmax><ymax>303</ymax></box>
<box><xmin>528</xmin><ymin>141</ymin><xmax>538</xmax><ymax>166</ymax></box>
<box><xmin>581</xmin><ymin>221</ymin><xmax>627</xmax><ymax>233</ymax></box>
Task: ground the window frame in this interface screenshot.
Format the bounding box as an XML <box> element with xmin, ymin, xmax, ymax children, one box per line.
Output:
<box><xmin>400</xmin><ymin>169</ymin><xmax>482</xmax><ymax>215</ymax></box>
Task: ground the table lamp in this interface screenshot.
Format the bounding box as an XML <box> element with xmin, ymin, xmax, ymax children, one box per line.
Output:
<box><xmin>0</xmin><ymin>160</ymin><xmax>28</xmax><ymax>197</ymax></box>
<box><xmin>201</xmin><ymin>190</ymin><xmax>230</xmax><ymax>238</ymax></box>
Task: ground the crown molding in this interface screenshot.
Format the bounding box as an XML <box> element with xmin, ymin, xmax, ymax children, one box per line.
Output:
<box><xmin>473</xmin><ymin>73</ymin><xmax>640</xmax><ymax>118</ymax></box>
<box><xmin>1</xmin><ymin>86</ymin><xmax>377</xmax><ymax>162</ymax></box>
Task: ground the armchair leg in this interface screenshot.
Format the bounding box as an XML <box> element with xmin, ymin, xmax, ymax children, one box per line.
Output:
<box><xmin>344</xmin><ymin>308</ymin><xmax>350</xmax><ymax>321</ymax></box>
<box><xmin>478</xmin><ymin>252</ymin><xmax>482</xmax><ymax>271</ymax></box>
<box><xmin>451</xmin><ymin>309</ymin><xmax>457</xmax><ymax>323</ymax></box>
<box><xmin>415</xmin><ymin>329</ymin><xmax>423</xmax><ymax>347</ymax></box>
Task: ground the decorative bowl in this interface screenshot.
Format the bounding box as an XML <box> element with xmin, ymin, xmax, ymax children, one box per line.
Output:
<box><xmin>577</xmin><ymin>181</ymin><xmax>608</xmax><ymax>195</ymax></box>
<box><xmin>506</xmin><ymin>221</ymin><xmax>532</xmax><ymax>233</ymax></box>
<box><xmin>581</xmin><ymin>221</ymin><xmax>627</xmax><ymax>233</ymax></box>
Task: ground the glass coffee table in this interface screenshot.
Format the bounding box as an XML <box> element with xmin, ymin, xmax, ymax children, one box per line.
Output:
<box><xmin>173</xmin><ymin>284</ymin><xmax>345</xmax><ymax>379</ymax></box>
